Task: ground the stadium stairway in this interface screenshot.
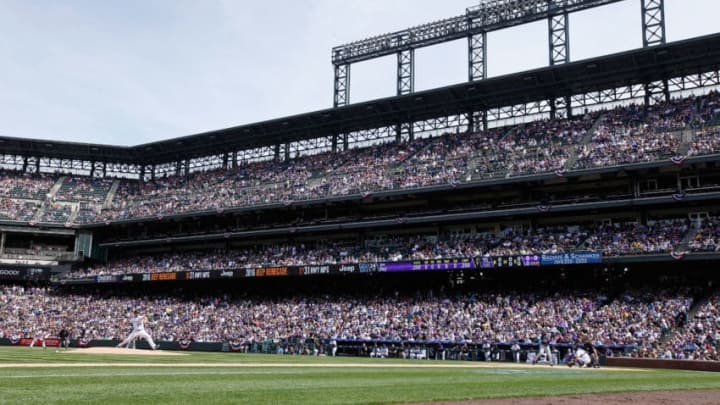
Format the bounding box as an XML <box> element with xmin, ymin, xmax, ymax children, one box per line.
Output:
<box><xmin>564</xmin><ymin>113</ymin><xmax>607</xmax><ymax>169</ymax></box>
<box><xmin>393</xmin><ymin>137</ymin><xmax>436</xmax><ymax>169</ymax></box>
<box><xmin>102</xmin><ymin>180</ymin><xmax>120</xmax><ymax>209</ymax></box>
<box><xmin>66</xmin><ymin>204</ymin><xmax>80</xmax><ymax>225</ymax></box>
<box><xmin>304</xmin><ymin>176</ymin><xmax>325</xmax><ymax>191</ymax></box>
<box><xmin>658</xmin><ymin>287</ymin><xmax>716</xmax><ymax>347</ymax></box>
<box><xmin>463</xmin><ymin>155</ymin><xmax>479</xmax><ymax>182</ymax></box>
<box><xmin>47</xmin><ymin>176</ymin><xmax>66</xmax><ymax>200</ymax></box>
<box><xmin>28</xmin><ymin>176</ymin><xmax>66</xmax><ymax>223</ymax></box>
<box><xmin>675</xmin><ymin>223</ymin><xmax>701</xmax><ymax>253</ymax></box>
<box><xmin>677</xmin><ymin>129</ymin><xmax>695</xmax><ymax>156</ymax></box>
<box><xmin>29</xmin><ymin>202</ymin><xmax>47</xmax><ymax>224</ymax></box>
<box><xmin>386</xmin><ymin>140</ymin><xmax>439</xmax><ymax>184</ymax></box>
<box><xmin>466</xmin><ymin>126</ymin><xmax>517</xmax><ymax>181</ymax></box>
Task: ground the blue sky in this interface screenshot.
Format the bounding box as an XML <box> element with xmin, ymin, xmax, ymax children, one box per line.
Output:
<box><xmin>0</xmin><ymin>0</ymin><xmax>717</xmax><ymax>146</ymax></box>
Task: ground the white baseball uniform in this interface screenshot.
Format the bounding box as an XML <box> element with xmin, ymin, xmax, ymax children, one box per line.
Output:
<box><xmin>574</xmin><ymin>348</ymin><xmax>592</xmax><ymax>367</ymax></box>
<box><xmin>117</xmin><ymin>315</ymin><xmax>158</xmax><ymax>349</ymax></box>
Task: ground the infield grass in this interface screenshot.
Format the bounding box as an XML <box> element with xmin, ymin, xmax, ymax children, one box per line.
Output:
<box><xmin>1</xmin><ymin>347</ymin><xmax>719</xmax><ymax>405</ymax></box>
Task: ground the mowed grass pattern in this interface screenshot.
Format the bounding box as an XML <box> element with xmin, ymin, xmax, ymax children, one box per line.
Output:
<box><xmin>1</xmin><ymin>347</ymin><xmax>720</xmax><ymax>404</ymax></box>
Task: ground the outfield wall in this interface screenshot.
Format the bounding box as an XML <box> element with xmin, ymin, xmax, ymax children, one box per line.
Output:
<box><xmin>0</xmin><ymin>338</ymin><xmax>222</xmax><ymax>352</ymax></box>
<box><xmin>5</xmin><ymin>337</ymin><xmax>718</xmax><ymax>371</ymax></box>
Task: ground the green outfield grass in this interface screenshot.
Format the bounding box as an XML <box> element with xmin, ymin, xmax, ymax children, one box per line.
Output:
<box><xmin>1</xmin><ymin>347</ymin><xmax>719</xmax><ymax>405</ymax></box>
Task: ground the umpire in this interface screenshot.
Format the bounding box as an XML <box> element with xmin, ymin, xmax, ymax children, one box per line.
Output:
<box><xmin>59</xmin><ymin>327</ymin><xmax>70</xmax><ymax>350</ymax></box>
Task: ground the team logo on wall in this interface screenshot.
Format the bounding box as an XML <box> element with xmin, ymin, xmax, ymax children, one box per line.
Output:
<box><xmin>9</xmin><ymin>335</ymin><xmax>20</xmax><ymax>345</ymax></box>
<box><xmin>229</xmin><ymin>341</ymin><xmax>244</xmax><ymax>352</ymax></box>
<box><xmin>78</xmin><ymin>338</ymin><xmax>91</xmax><ymax>347</ymax></box>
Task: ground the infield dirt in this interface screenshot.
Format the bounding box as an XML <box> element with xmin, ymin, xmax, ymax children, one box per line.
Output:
<box><xmin>64</xmin><ymin>347</ymin><xmax>186</xmax><ymax>356</ymax></box>
<box><xmin>408</xmin><ymin>390</ymin><xmax>720</xmax><ymax>404</ymax></box>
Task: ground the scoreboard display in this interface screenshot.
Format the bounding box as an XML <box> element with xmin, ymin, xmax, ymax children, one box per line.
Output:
<box><xmin>55</xmin><ymin>252</ymin><xmax>603</xmax><ymax>285</ymax></box>
<box><xmin>378</xmin><ymin>258</ymin><xmax>475</xmax><ymax>272</ymax></box>
<box><xmin>478</xmin><ymin>255</ymin><xmax>541</xmax><ymax>268</ymax></box>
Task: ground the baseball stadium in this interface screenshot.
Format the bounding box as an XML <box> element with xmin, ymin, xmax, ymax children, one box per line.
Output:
<box><xmin>2</xmin><ymin>0</ymin><xmax>720</xmax><ymax>404</ymax></box>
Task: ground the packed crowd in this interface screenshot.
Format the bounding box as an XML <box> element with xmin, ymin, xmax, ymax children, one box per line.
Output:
<box><xmin>59</xmin><ymin>219</ymin><xmax>717</xmax><ymax>279</ymax></box>
<box><xmin>499</xmin><ymin>116</ymin><xmax>594</xmax><ymax>177</ymax></box>
<box><xmin>576</xmin><ymin>289</ymin><xmax>693</xmax><ymax>348</ymax></box>
<box><xmin>688</xmin><ymin>218</ymin><xmax>720</xmax><ymax>252</ymax></box>
<box><xmin>0</xmin><ymin>172</ymin><xmax>99</xmax><ymax>224</ymax></box>
<box><xmin>0</xmin><ymin>172</ymin><xmax>53</xmax><ymax>200</ymax></box>
<box><xmin>53</xmin><ymin>177</ymin><xmax>114</xmax><ymax>204</ymax></box>
<box><xmin>0</xmin><ymin>199</ymin><xmax>39</xmax><ymax>222</ymax></box>
<box><xmin>40</xmin><ymin>203</ymin><xmax>73</xmax><ymax>224</ymax></box>
<box><xmin>581</xmin><ymin>219</ymin><xmax>690</xmax><ymax>256</ymax></box>
<box><xmin>577</xmin><ymin>92</ymin><xmax>720</xmax><ymax>169</ymax></box>
<box><xmin>0</xmin><ymin>92</ymin><xmax>719</xmax><ymax>224</ymax></box>
<box><xmin>655</xmin><ymin>293</ymin><xmax>720</xmax><ymax>361</ymax></box>
<box><xmin>688</xmin><ymin>126</ymin><xmax>720</xmax><ymax>157</ymax></box>
<box><xmin>0</xmin><ymin>172</ymin><xmax>51</xmax><ymax>222</ymax></box>
<box><xmin>393</xmin><ymin>136</ymin><xmax>467</xmax><ymax>188</ymax></box>
<box><xmin>1</xmin><ymin>285</ymin><xmax>714</xmax><ymax>360</ymax></box>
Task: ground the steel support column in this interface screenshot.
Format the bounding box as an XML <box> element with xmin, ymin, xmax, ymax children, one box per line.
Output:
<box><xmin>548</xmin><ymin>12</ymin><xmax>570</xmax><ymax>65</ymax></box>
<box><xmin>662</xmin><ymin>78</ymin><xmax>670</xmax><ymax>102</ymax></box>
<box><xmin>642</xmin><ymin>0</ymin><xmax>666</xmax><ymax>47</ymax></box>
<box><xmin>644</xmin><ymin>80</ymin><xmax>667</xmax><ymax>105</ymax></box>
<box><xmin>397</xmin><ymin>49</ymin><xmax>414</xmax><ymax>96</ymax></box>
<box><xmin>550</xmin><ymin>96</ymin><xmax>572</xmax><ymax>119</ymax></box>
<box><xmin>467</xmin><ymin>111</ymin><xmax>485</xmax><ymax>133</ymax></box>
<box><xmin>396</xmin><ymin>122</ymin><xmax>414</xmax><ymax>143</ymax></box>
<box><xmin>333</xmin><ymin>64</ymin><xmax>350</xmax><ymax>107</ymax></box>
<box><xmin>468</xmin><ymin>32</ymin><xmax>487</xmax><ymax>81</ymax></box>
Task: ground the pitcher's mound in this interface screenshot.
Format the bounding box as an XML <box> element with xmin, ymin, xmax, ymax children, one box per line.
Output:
<box><xmin>66</xmin><ymin>347</ymin><xmax>186</xmax><ymax>356</ymax></box>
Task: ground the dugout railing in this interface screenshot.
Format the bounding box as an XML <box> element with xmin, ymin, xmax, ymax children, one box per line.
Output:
<box><xmin>3</xmin><ymin>336</ymin><xmax>703</xmax><ymax>366</ymax></box>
